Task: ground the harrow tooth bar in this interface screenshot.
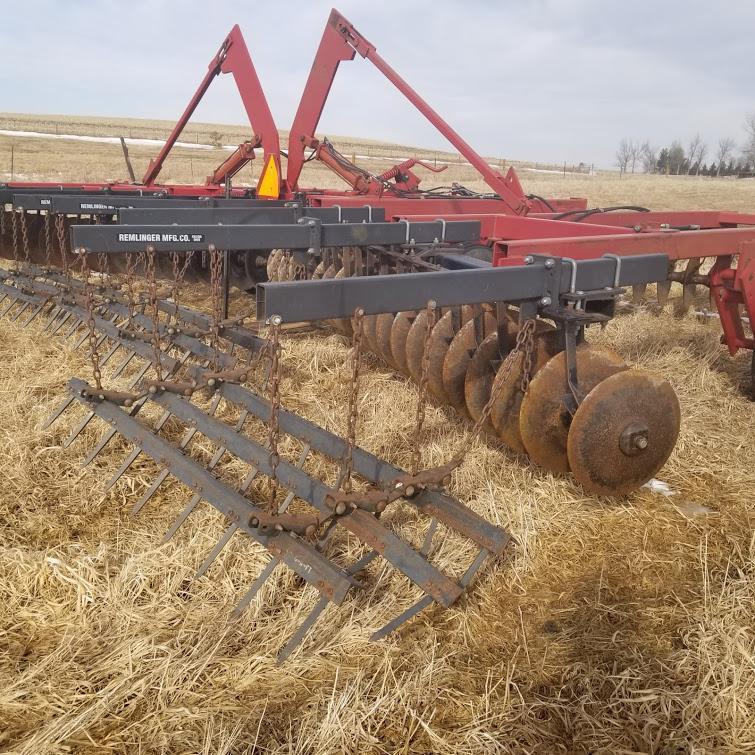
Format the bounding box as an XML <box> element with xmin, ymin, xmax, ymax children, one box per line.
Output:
<box><xmin>147</xmin><ymin>388</ymin><xmax>465</xmax><ymax>607</ymax></box>
<box><xmin>277</xmin><ymin>595</ymin><xmax>330</xmax><ymax>664</ymax></box>
<box><xmin>69</xmin><ymin>378</ymin><xmax>353</xmax><ymax>605</ymax></box>
<box><xmin>42</xmin><ymin>395</ymin><xmax>77</xmax><ymax>430</ymax></box>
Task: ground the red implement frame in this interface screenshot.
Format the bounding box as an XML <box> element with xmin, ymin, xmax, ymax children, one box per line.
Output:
<box><xmin>286</xmin><ymin>9</ymin><xmax>529</xmax><ymax>214</ymax></box>
<box><xmin>141</xmin><ymin>24</ymin><xmax>280</xmax><ymax>198</ymax></box>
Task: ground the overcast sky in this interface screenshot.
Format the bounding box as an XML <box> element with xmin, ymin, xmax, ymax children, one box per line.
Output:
<box><xmin>1</xmin><ymin>0</ymin><xmax>753</xmax><ymax>167</ymax></box>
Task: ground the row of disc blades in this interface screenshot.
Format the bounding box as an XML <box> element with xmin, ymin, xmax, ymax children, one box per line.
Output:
<box><xmin>268</xmin><ymin>249</ymin><xmax>681</xmax><ymax>495</ymax></box>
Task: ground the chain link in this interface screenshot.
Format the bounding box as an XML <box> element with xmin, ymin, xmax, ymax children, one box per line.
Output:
<box><xmin>11</xmin><ymin>209</ymin><xmax>19</xmax><ymax>270</ymax></box>
<box><xmin>44</xmin><ymin>211</ymin><xmax>53</xmax><ymax>269</ymax></box>
<box><xmin>410</xmin><ymin>301</ymin><xmax>437</xmax><ymax>476</ymax></box>
<box><xmin>266</xmin><ymin>317</ymin><xmax>282</xmax><ymax>509</ymax></box>
<box><xmin>20</xmin><ymin>209</ymin><xmax>30</xmax><ymax>268</ymax></box>
<box><xmin>146</xmin><ymin>247</ymin><xmax>163</xmax><ymax>381</ymax></box>
<box><xmin>81</xmin><ymin>253</ymin><xmax>103</xmax><ymax>391</ymax></box>
<box><xmin>470</xmin><ymin>317</ymin><xmax>536</xmax><ymax>441</ymax></box>
<box><xmin>169</xmin><ymin>250</ymin><xmax>194</xmax><ymax>323</ymax></box>
<box><xmin>55</xmin><ymin>214</ymin><xmax>70</xmax><ymax>284</ymax></box>
<box><xmin>209</xmin><ymin>247</ymin><xmax>223</xmax><ymax>370</ymax></box>
<box><xmin>341</xmin><ymin>308</ymin><xmax>364</xmax><ymax>493</ymax></box>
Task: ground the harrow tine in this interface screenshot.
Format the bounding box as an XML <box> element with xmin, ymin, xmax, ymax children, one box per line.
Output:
<box><xmin>62</xmin><ymin>410</ymin><xmax>96</xmax><ymax>448</ymax></box>
<box><xmin>370</xmin><ymin>548</ymin><xmax>488</xmax><ymax>642</ymax></box>
<box><xmin>50</xmin><ymin>311</ymin><xmax>73</xmax><ymax>336</ymax></box>
<box><xmin>9</xmin><ymin>301</ymin><xmax>31</xmax><ymax>322</ymax></box>
<box><xmin>277</xmin><ymin>595</ymin><xmax>329</xmax><ymax>664</ymax></box>
<box><xmin>81</xmin><ymin>397</ymin><xmax>149</xmax><ymax>468</ymax></box>
<box><xmin>162</xmin><ymin>409</ymin><xmax>250</xmax><ymax>543</ymax></box>
<box><xmin>162</xmin><ymin>494</ymin><xmax>203</xmax><ymax>542</ymax></box>
<box><xmin>230</xmin><ymin>558</ymin><xmax>278</xmax><ymax>618</ymax></box>
<box><xmin>126</xmin><ymin>361</ymin><xmax>152</xmax><ymax>390</ymax></box>
<box><xmin>194</xmin><ymin>523</ymin><xmax>238</xmax><ymax>578</ymax></box>
<box><xmin>23</xmin><ymin>303</ymin><xmax>46</xmax><ymax>327</ymax></box>
<box><xmin>99</xmin><ymin>341</ymin><xmax>121</xmax><ymax>367</ymax></box>
<box><xmin>104</xmin><ymin>447</ymin><xmax>143</xmax><ymax>492</ymax></box>
<box><xmin>110</xmin><ymin>351</ymin><xmax>136</xmax><ymax>380</ymax></box>
<box><xmin>65</xmin><ymin>318</ymin><xmax>85</xmax><ymax>340</ymax></box>
<box><xmin>420</xmin><ymin>519</ymin><xmax>438</xmax><ymax>556</ymax></box>
<box><xmin>131</xmin><ymin>468</ymin><xmax>170</xmax><ymax>514</ymax></box>
<box><xmin>41</xmin><ymin>395</ymin><xmax>76</xmax><ymax>430</ymax></box>
<box><xmin>0</xmin><ymin>296</ymin><xmax>19</xmax><ymax>318</ymax></box>
<box><xmin>277</xmin><ymin>443</ymin><xmax>311</xmax><ymax>513</ymax></box>
<box><xmin>131</xmin><ymin>394</ymin><xmax>224</xmax><ymax>515</ymax></box>
<box><xmin>42</xmin><ymin>306</ymin><xmax>60</xmax><ymax>330</ymax></box>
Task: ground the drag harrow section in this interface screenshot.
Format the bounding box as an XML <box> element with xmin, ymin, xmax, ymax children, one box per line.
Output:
<box><xmin>1</xmin><ymin>258</ymin><xmax>510</xmax><ymax>661</ymax></box>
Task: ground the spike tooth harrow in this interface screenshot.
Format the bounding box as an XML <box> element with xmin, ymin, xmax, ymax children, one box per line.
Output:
<box><xmin>0</xmin><ymin>259</ymin><xmax>510</xmax><ymax>659</ymax></box>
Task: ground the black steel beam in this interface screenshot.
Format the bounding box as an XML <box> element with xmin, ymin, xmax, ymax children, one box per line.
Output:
<box><xmin>118</xmin><ymin>206</ymin><xmax>386</xmax><ymax>225</ymax></box>
<box><xmin>70</xmin><ymin>220</ymin><xmax>482</xmax><ymax>253</ymax></box>
<box><xmin>256</xmin><ymin>253</ymin><xmax>669</xmax><ymax>321</ymax></box>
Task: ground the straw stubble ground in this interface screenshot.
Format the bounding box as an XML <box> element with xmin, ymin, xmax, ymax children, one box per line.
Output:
<box><xmin>0</xmin><ymin>126</ymin><xmax>754</xmax><ymax>752</ymax></box>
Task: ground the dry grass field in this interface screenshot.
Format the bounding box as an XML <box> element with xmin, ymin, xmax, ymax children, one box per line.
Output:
<box><xmin>0</xmin><ymin>116</ymin><xmax>754</xmax><ymax>754</ymax></box>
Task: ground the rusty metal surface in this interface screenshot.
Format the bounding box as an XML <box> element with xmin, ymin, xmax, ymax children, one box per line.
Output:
<box><xmin>489</xmin><ymin>329</ymin><xmax>559</xmax><ymax>453</ymax></box>
<box><xmin>567</xmin><ymin>369</ymin><xmax>681</xmax><ymax>495</ymax></box>
<box><xmin>519</xmin><ymin>345</ymin><xmax>627</xmax><ymax>472</ymax></box>
<box><xmin>374</xmin><ymin>312</ymin><xmax>397</xmax><ymax>367</ymax></box>
<box><xmin>463</xmin><ymin>333</ymin><xmax>500</xmax><ymax>430</ymax></box>
<box><xmin>390</xmin><ymin>311</ymin><xmax>415</xmax><ymax>376</ymax></box>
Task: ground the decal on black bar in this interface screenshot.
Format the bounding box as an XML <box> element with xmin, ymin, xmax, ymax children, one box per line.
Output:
<box><xmin>116</xmin><ymin>232</ymin><xmax>206</xmax><ymax>243</ymax></box>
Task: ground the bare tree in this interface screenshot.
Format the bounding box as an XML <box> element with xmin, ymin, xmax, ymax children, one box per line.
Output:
<box><xmin>628</xmin><ymin>140</ymin><xmax>641</xmax><ymax>173</ymax></box>
<box><xmin>687</xmin><ymin>134</ymin><xmax>704</xmax><ymax>175</ymax></box>
<box><xmin>745</xmin><ymin>114</ymin><xmax>755</xmax><ymax>163</ymax></box>
<box><xmin>616</xmin><ymin>138</ymin><xmax>632</xmax><ymax>175</ymax></box>
<box><xmin>640</xmin><ymin>141</ymin><xmax>658</xmax><ymax>173</ymax></box>
<box><xmin>716</xmin><ymin>137</ymin><xmax>736</xmax><ymax>175</ymax></box>
<box><xmin>695</xmin><ymin>142</ymin><xmax>708</xmax><ymax>175</ymax></box>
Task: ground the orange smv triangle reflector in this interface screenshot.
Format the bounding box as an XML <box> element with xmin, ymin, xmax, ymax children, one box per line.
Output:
<box><xmin>256</xmin><ymin>154</ymin><xmax>280</xmax><ymax>199</ymax></box>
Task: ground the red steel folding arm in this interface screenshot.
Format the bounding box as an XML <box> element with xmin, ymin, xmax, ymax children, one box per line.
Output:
<box><xmin>142</xmin><ymin>25</ymin><xmax>281</xmax><ymax>198</ymax></box>
<box><xmin>286</xmin><ymin>9</ymin><xmax>530</xmax><ymax>214</ymax></box>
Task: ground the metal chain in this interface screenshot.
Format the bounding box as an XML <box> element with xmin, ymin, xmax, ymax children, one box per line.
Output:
<box><xmin>81</xmin><ymin>253</ymin><xmax>103</xmax><ymax>391</ymax></box>
<box><xmin>11</xmin><ymin>209</ymin><xmax>19</xmax><ymax>269</ymax></box>
<box><xmin>169</xmin><ymin>250</ymin><xmax>194</xmax><ymax>322</ymax></box>
<box><xmin>44</xmin><ymin>211</ymin><xmax>53</xmax><ymax>269</ymax></box>
<box><xmin>266</xmin><ymin>317</ymin><xmax>282</xmax><ymax>509</ymax></box>
<box><xmin>97</xmin><ymin>252</ymin><xmax>110</xmax><ymax>293</ymax></box>
<box><xmin>55</xmin><ymin>214</ymin><xmax>70</xmax><ymax>284</ymax></box>
<box><xmin>20</xmin><ymin>209</ymin><xmax>30</xmax><ymax>268</ymax></box>
<box><xmin>471</xmin><ymin>318</ymin><xmax>536</xmax><ymax>440</ymax></box>
<box><xmin>146</xmin><ymin>247</ymin><xmax>163</xmax><ymax>381</ymax></box>
<box><xmin>124</xmin><ymin>252</ymin><xmax>138</xmax><ymax>324</ymax></box>
<box><xmin>410</xmin><ymin>301</ymin><xmax>437</xmax><ymax>476</ymax></box>
<box><xmin>341</xmin><ymin>308</ymin><xmax>365</xmax><ymax>493</ymax></box>
<box><xmin>209</xmin><ymin>247</ymin><xmax>223</xmax><ymax>370</ymax></box>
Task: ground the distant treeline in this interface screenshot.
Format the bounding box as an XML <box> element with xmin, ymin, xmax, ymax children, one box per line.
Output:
<box><xmin>616</xmin><ymin>114</ymin><xmax>755</xmax><ymax>177</ymax></box>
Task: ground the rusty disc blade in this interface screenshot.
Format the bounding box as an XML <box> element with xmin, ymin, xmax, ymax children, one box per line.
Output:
<box><xmin>330</xmin><ymin>268</ymin><xmax>352</xmax><ymax>336</ymax></box>
<box><xmin>390</xmin><ymin>311</ymin><xmax>415</xmax><ymax>376</ymax></box>
<box><xmin>374</xmin><ymin>312</ymin><xmax>398</xmax><ymax>367</ymax></box>
<box><xmin>266</xmin><ymin>249</ymin><xmax>283</xmax><ymax>280</ymax></box>
<box><xmin>674</xmin><ymin>258</ymin><xmax>704</xmax><ymax>317</ymax></box>
<box><xmin>518</xmin><ymin>345</ymin><xmax>627</xmax><ymax>472</ymax></box>
<box><xmin>362</xmin><ymin>314</ymin><xmax>380</xmax><ymax>353</ymax></box>
<box><xmin>567</xmin><ymin>369</ymin><xmax>680</xmax><ymax>496</ymax></box>
<box><xmin>312</xmin><ymin>260</ymin><xmax>325</xmax><ymax>279</ymax></box>
<box><xmin>489</xmin><ymin>327</ymin><xmax>559</xmax><ymax>453</ymax></box>
<box><xmin>406</xmin><ymin>310</ymin><xmax>431</xmax><ymax>382</ymax></box>
<box><xmin>425</xmin><ymin>311</ymin><xmax>457</xmax><ymax>402</ymax></box>
<box><xmin>464</xmin><ymin>333</ymin><xmax>502</xmax><ymax>430</ymax></box>
<box><xmin>442</xmin><ymin>311</ymin><xmax>499</xmax><ymax>413</ymax></box>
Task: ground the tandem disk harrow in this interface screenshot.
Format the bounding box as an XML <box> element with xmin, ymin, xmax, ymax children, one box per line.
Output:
<box><xmin>1</xmin><ymin>6</ymin><xmax>753</xmax><ymax>659</ymax></box>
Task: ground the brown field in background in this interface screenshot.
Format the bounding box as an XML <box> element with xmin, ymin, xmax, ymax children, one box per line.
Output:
<box><xmin>0</xmin><ymin>117</ymin><xmax>754</xmax><ymax>754</ymax></box>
